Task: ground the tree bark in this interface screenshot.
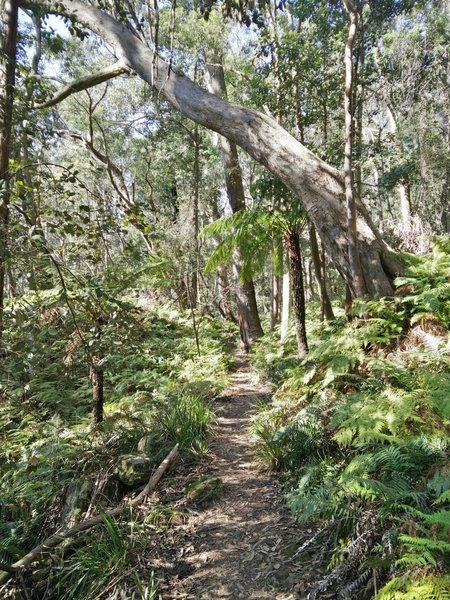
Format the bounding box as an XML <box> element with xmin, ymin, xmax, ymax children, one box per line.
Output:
<box><xmin>342</xmin><ymin>0</ymin><xmax>367</xmax><ymax>298</ymax></box>
<box><xmin>206</xmin><ymin>61</ymin><xmax>263</xmax><ymax>348</ymax></box>
<box><xmin>216</xmin><ymin>263</ymin><xmax>235</xmax><ymax>321</ymax></box>
<box><xmin>90</xmin><ymin>360</ymin><xmax>104</xmax><ymax>424</ymax></box>
<box><xmin>0</xmin><ymin>0</ymin><xmax>18</xmax><ymax>340</ymax></box>
<box><xmin>280</xmin><ymin>267</ymin><xmax>290</xmax><ymax>342</ymax></box>
<box><xmin>286</xmin><ymin>229</ymin><xmax>308</xmax><ymax>358</ymax></box>
<box><xmin>309</xmin><ymin>223</ymin><xmax>334</xmax><ymax>320</ymax></box>
<box><xmin>20</xmin><ymin>0</ymin><xmax>400</xmax><ymax>297</ymax></box>
<box><xmin>271</xmin><ymin>270</ymin><xmax>281</xmax><ymax>329</ymax></box>
<box><xmin>191</xmin><ymin>124</ymin><xmax>200</xmax><ymax>309</ymax></box>
<box><xmin>211</xmin><ymin>199</ymin><xmax>235</xmax><ymax>322</ymax></box>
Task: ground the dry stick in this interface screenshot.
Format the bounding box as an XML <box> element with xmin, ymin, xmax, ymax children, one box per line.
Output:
<box><xmin>0</xmin><ymin>444</ymin><xmax>179</xmax><ymax>587</ymax></box>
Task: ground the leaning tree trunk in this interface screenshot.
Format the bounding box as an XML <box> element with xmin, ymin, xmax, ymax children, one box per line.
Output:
<box><xmin>206</xmin><ymin>60</ymin><xmax>263</xmax><ymax>348</ymax></box>
<box><xmin>286</xmin><ymin>229</ymin><xmax>308</xmax><ymax>358</ymax></box>
<box><xmin>20</xmin><ymin>0</ymin><xmax>402</xmax><ymax>297</ymax></box>
<box><xmin>0</xmin><ymin>0</ymin><xmax>18</xmax><ymax>341</ymax></box>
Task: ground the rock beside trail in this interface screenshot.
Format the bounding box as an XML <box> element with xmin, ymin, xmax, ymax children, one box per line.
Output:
<box><xmin>117</xmin><ymin>454</ymin><xmax>152</xmax><ymax>486</ymax></box>
<box><xmin>186</xmin><ymin>477</ymin><xmax>223</xmax><ymax>505</ymax></box>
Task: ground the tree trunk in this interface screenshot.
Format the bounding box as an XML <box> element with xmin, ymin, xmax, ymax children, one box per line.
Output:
<box><xmin>216</xmin><ymin>263</ymin><xmax>235</xmax><ymax>321</ymax></box>
<box><xmin>89</xmin><ymin>317</ymin><xmax>104</xmax><ymax>424</ymax></box>
<box><xmin>280</xmin><ymin>266</ymin><xmax>290</xmax><ymax>343</ymax></box>
<box><xmin>21</xmin><ymin>0</ymin><xmax>401</xmax><ymax>297</ymax></box>
<box><xmin>286</xmin><ymin>229</ymin><xmax>308</xmax><ymax>358</ymax></box>
<box><xmin>191</xmin><ymin>124</ymin><xmax>200</xmax><ymax>309</ymax></box>
<box><xmin>211</xmin><ymin>199</ymin><xmax>235</xmax><ymax>322</ymax></box>
<box><xmin>0</xmin><ymin>0</ymin><xmax>18</xmax><ymax>340</ymax></box>
<box><xmin>90</xmin><ymin>360</ymin><xmax>104</xmax><ymax>424</ymax></box>
<box><xmin>399</xmin><ymin>177</ymin><xmax>412</xmax><ymax>234</ymax></box>
<box><xmin>206</xmin><ymin>60</ymin><xmax>263</xmax><ymax>348</ymax></box>
<box><xmin>309</xmin><ymin>223</ymin><xmax>334</xmax><ymax>320</ymax></box>
<box><xmin>343</xmin><ymin>0</ymin><xmax>367</xmax><ymax>298</ymax></box>
<box><xmin>271</xmin><ymin>270</ymin><xmax>281</xmax><ymax>329</ymax></box>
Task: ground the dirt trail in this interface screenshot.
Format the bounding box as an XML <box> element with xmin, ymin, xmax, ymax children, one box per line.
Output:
<box><xmin>157</xmin><ymin>353</ymin><xmax>313</xmax><ymax>600</ymax></box>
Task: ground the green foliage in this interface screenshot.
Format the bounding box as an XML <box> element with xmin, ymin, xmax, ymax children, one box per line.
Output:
<box><xmin>396</xmin><ymin>237</ymin><xmax>450</xmax><ymax>327</ymax></box>
<box><xmin>251</xmin><ymin>402</ymin><xmax>323</xmax><ymax>472</ymax></box>
<box><xmin>376</xmin><ymin>574</ymin><xmax>450</xmax><ymax>600</ymax></box>
<box><xmin>0</xmin><ymin>302</ymin><xmax>231</xmax><ymax>584</ymax></box>
<box><xmin>157</xmin><ymin>393</ymin><xmax>214</xmax><ymax>459</ymax></box>
<box><xmin>54</xmin><ymin>514</ymin><xmax>158</xmax><ymax>600</ymax></box>
<box><xmin>201</xmin><ymin>201</ymin><xmax>306</xmax><ymax>282</ymax></box>
<box><xmin>250</xmin><ymin>241</ymin><xmax>450</xmax><ymax>597</ymax></box>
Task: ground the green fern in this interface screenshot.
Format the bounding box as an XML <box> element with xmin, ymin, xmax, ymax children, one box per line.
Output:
<box><xmin>395</xmin><ymin>236</ymin><xmax>450</xmax><ymax>327</ymax></box>
<box><xmin>376</xmin><ymin>574</ymin><xmax>450</xmax><ymax>600</ymax></box>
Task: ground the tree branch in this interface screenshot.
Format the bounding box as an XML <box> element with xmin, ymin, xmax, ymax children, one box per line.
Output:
<box><xmin>0</xmin><ymin>444</ymin><xmax>179</xmax><ymax>587</ymax></box>
<box><xmin>34</xmin><ymin>61</ymin><xmax>132</xmax><ymax>109</ymax></box>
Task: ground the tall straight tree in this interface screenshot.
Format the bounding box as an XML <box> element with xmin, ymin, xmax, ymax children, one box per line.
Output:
<box><xmin>286</xmin><ymin>228</ymin><xmax>308</xmax><ymax>358</ymax></box>
<box><xmin>0</xmin><ymin>0</ymin><xmax>18</xmax><ymax>340</ymax></box>
<box><xmin>18</xmin><ymin>0</ymin><xmax>403</xmax><ymax>297</ymax></box>
<box><xmin>206</xmin><ymin>60</ymin><xmax>264</xmax><ymax>348</ymax></box>
<box><xmin>309</xmin><ymin>223</ymin><xmax>334</xmax><ymax>321</ymax></box>
<box><xmin>342</xmin><ymin>0</ymin><xmax>367</xmax><ymax>298</ymax></box>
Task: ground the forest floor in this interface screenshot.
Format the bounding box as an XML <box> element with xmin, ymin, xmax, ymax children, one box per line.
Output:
<box><xmin>149</xmin><ymin>353</ymin><xmax>324</xmax><ymax>600</ymax></box>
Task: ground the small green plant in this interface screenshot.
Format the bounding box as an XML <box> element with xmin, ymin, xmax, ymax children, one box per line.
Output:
<box><xmin>55</xmin><ymin>514</ymin><xmax>137</xmax><ymax>600</ymax></box>
<box><xmin>376</xmin><ymin>574</ymin><xmax>450</xmax><ymax>600</ymax></box>
<box><xmin>157</xmin><ymin>392</ymin><xmax>214</xmax><ymax>459</ymax></box>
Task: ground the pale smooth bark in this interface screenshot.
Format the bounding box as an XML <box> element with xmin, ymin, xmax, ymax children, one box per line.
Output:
<box><xmin>20</xmin><ymin>0</ymin><xmax>400</xmax><ymax>297</ymax></box>
<box><xmin>271</xmin><ymin>270</ymin><xmax>281</xmax><ymax>329</ymax></box>
<box><xmin>35</xmin><ymin>61</ymin><xmax>131</xmax><ymax>108</ymax></box>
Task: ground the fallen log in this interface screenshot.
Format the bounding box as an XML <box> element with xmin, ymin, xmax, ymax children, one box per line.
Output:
<box><xmin>0</xmin><ymin>444</ymin><xmax>179</xmax><ymax>587</ymax></box>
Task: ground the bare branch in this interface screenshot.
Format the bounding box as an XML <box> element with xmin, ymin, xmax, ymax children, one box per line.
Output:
<box><xmin>34</xmin><ymin>61</ymin><xmax>132</xmax><ymax>109</ymax></box>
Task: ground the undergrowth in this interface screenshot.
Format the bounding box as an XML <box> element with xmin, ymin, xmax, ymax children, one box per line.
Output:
<box><xmin>0</xmin><ymin>298</ymin><xmax>234</xmax><ymax>597</ymax></box>
<box><xmin>250</xmin><ymin>237</ymin><xmax>450</xmax><ymax>599</ymax></box>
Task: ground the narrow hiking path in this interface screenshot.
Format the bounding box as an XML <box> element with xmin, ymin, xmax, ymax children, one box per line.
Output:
<box><xmin>153</xmin><ymin>353</ymin><xmax>320</xmax><ymax>600</ymax></box>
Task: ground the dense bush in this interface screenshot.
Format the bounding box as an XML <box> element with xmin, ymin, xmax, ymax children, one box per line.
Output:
<box><xmin>250</xmin><ymin>238</ymin><xmax>450</xmax><ymax>599</ymax></box>
<box><xmin>0</xmin><ymin>300</ymin><xmax>233</xmax><ymax>590</ymax></box>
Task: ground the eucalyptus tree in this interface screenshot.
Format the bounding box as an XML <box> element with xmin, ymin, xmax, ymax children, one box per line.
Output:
<box><xmin>166</xmin><ymin>7</ymin><xmax>264</xmax><ymax>343</ymax></box>
<box><xmin>368</xmin><ymin>1</ymin><xmax>450</xmax><ymax>246</ymax></box>
<box><xmin>0</xmin><ymin>0</ymin><xmax>18</xmax><ymax>339</ymax></box>
<box><xmin>16</xmin><ymin>0</ymin><xmax>406</xmax><ymax>299</ymax></box>
<box><xmin>203</xmin><ymin>174</ymin><xmax>309</xmax><ymax>358</ymax></box>
<box><xmin>207</xmin><ymin>60</ymin><xmax>264</xmax><ymax>348</ymax></box>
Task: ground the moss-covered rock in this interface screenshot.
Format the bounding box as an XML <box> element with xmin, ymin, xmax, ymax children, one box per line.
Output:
<box><xmin>116</xmin><ymin>454</ymin><xmax>152</xmax><ymax>487</ymax></box>
<box><xmin>185</xmin><ymin>477</ymin><xmax>223</xmax><ymax>505</ymax></box>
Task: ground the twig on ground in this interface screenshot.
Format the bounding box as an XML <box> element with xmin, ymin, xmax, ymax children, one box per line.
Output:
<box><xmin>0</xmin><ymin>445</ymin><xmax>179</xmax><ymax>587</ymax></box>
